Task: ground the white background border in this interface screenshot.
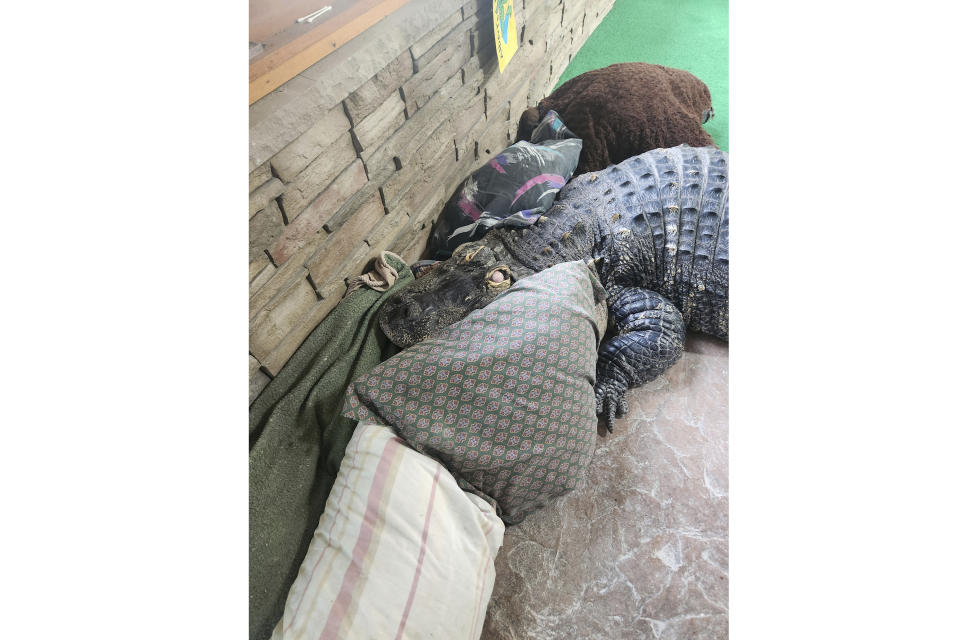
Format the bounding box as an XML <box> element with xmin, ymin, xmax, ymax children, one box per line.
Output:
<box><xmin>2</xmin><ymin>0</ymin><xmax>958</xmax><ymax>637</ymax></box>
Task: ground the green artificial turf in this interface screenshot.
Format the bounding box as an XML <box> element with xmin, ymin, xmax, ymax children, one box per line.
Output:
<box><xmin>556</xmin><ymin>0</ymin><xmax>729</xmax><ymax>151</ymax></box>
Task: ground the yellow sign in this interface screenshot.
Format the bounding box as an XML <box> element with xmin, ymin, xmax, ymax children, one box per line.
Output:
<box><xmin>493</xmin><ymin>0</ymin><xmax>518</xmax><ymax>73</ymax></box>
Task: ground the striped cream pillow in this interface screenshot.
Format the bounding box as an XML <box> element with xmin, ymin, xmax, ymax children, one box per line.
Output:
<box><xmin>270</xmin><ymin>420</ymin><xmax>504</xmax><ymax>640</ymax></box>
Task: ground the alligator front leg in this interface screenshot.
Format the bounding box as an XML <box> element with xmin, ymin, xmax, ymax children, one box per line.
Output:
<box><xmin>595</xmin><ymin>288</ymin><xmax>685</xmax><ymax>432</ymax></box>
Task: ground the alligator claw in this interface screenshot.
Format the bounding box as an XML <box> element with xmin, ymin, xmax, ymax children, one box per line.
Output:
<box><xmin>595</xmin><ymin>384</ymin><xmax>629</xmax><ymax>434</ymax></box>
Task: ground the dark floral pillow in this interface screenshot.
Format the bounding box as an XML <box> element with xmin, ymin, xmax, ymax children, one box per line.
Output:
<box><xmin>427</xmin><ymin>111</ymin><xmax>582</xmax><ymax>260</ymax></box>
<box><xmin>342</xmin><ymin>261</ymin><xmax>606</xmax><ymax>524</ymax></box>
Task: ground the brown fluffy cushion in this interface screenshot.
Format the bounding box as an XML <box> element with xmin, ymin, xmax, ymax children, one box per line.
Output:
<box><xmin>519</xmin><ymin>62</ymin><xmax>717</xmax><ymax>175</ymax></box>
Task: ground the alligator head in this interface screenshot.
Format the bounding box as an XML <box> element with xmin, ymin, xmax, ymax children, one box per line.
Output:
<box><xmin>379</xmin><ymin>241</ymin><xmax>516</xmax><ymax>348</ymax></box>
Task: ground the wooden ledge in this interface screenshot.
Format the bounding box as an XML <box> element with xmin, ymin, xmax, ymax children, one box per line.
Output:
<box><xmin>250</xmin><ymin>0</ymin><xmax>411</xmax><ymax>105</ymax></box>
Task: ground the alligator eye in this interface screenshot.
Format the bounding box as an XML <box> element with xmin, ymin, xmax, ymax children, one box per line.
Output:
<box><xmin>487</xmin><ymin>267</ymin><xmax>511</xmax><ymax>286</ymax></box>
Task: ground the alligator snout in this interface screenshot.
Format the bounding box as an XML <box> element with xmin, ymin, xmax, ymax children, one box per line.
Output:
<box><xmin>382</xmin><ymin>295</ymin><xmax>415</xmax><ymax>321</ymax></box>
<box><xmin>393</xmin><ymin>296</ymin><xmax>436</xmax><ymax>320</ymax></box>
<box><xmin>400</xmin><ymin>300</ymin><xmax>419</xmax><ymax>320</ymax></box>
<box><xmin>379</xmin><ymin>248</ymin><xmax>507</xmax><ymax>348</ymax></box>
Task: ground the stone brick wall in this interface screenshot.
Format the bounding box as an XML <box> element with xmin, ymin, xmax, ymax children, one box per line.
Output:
<box><xmin>249</xmin><ymin>0</ymin><xmax>617</xmax><ymax>402</ymax></box>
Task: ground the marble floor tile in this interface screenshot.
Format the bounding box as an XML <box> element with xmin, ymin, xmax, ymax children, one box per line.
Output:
<box><xmin>482</xmin><ymin>334</ymin><xmax>728</xmax><ymax>640</ymax></box>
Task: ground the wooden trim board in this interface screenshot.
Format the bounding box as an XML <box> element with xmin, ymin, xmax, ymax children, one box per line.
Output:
<box><xmin>250</xmin><ymin>0</ymin><xmax>411</xmax><ymax>105</ymax></box>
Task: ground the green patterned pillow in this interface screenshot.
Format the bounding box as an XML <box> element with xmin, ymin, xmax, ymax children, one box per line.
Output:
<box><xmin>342</xmin><ymin>261</ymin><xmax>606</xmax><ymax>524</ymax></box>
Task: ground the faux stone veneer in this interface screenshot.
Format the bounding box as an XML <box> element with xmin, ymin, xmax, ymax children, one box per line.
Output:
<box><xmin>481</xmin><ymin>334</ymin><xmax>729</xmax><ymax>640</ymax></box>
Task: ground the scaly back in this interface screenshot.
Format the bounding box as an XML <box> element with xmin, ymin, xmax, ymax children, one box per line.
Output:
<box><xmin>554</xmin><ymin>145</ymin><xmax>729</xmax><ymax>337</ymax></box>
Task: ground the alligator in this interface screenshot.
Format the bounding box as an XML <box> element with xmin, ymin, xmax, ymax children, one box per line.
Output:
<box><xmin>379</xmin><ymin>145</ymin><xmax>728</xmax><ymax>430</ymax></box>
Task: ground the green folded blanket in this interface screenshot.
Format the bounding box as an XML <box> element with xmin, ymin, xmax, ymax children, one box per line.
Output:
<box><xmin>248</xmin><ymin>253</ymin><xmax>413</xmax><ymax>640</ymax></box>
